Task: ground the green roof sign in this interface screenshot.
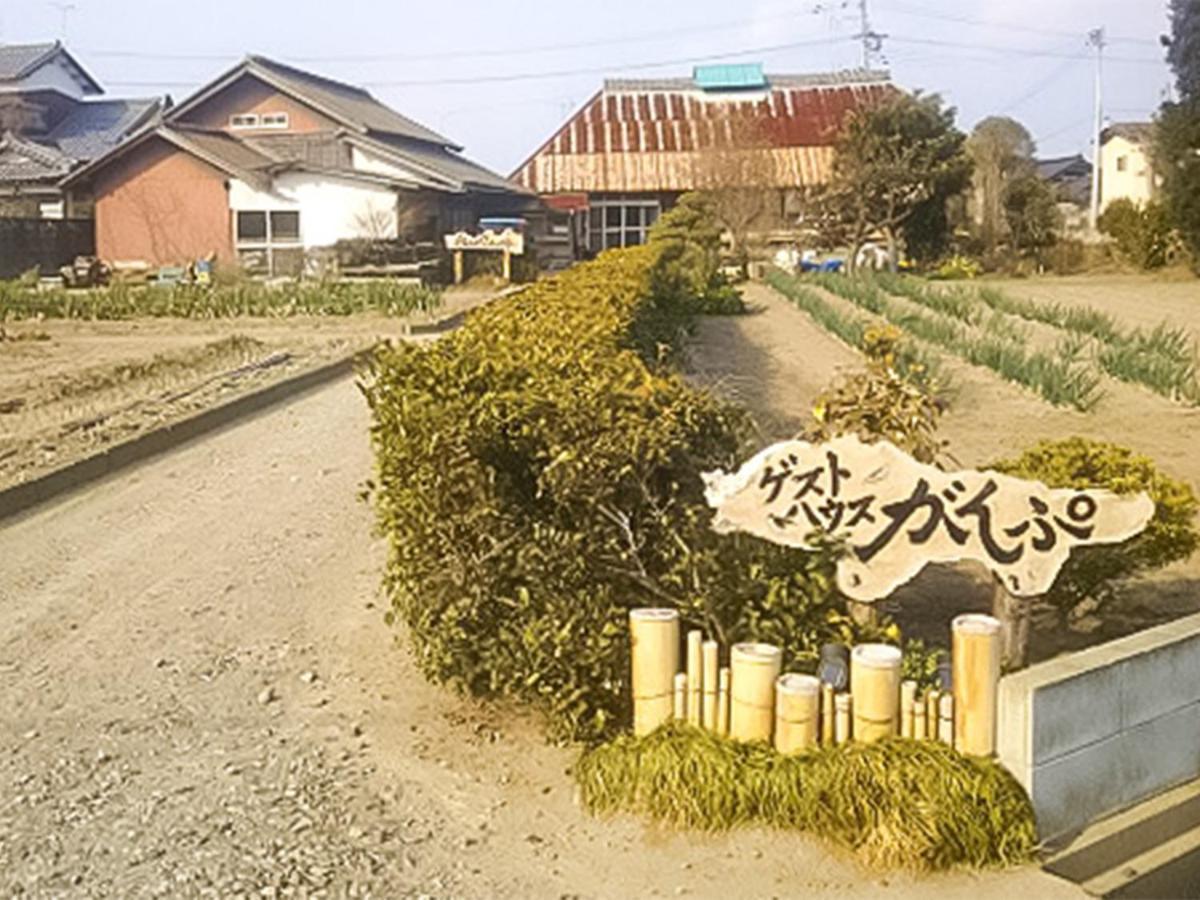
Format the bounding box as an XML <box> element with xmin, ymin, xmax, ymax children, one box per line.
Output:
<box><xmin>693</xmin><ymin>63</ymin><xmax>767</xmax><ymax>91</ymax></box>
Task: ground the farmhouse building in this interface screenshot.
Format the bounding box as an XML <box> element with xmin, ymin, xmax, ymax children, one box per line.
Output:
<box><xmin>510</xmin><ymin>64</ymin><xmax>893</xmax><ymax>257</ymax></box>
<box><xmin>64</xmin><ymin>55</ymin><xmax>534</xmax><ymax>274</ymax></box>
<box><xmin>1098</xmin><ymin>122</ymin><xmax>1157</xmax><ymax>212</ymax></box>
<box><xmin>0</xmin><ymin>41</ymin><xmax>166</xmax><ymax>218</ymax></box>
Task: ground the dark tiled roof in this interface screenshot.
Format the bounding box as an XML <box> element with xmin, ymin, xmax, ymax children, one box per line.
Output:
<box><xmin>0</xmin><ymin>43</ymin><xmax>58</xmax><ymax>81</ymax></box>
<box><xmin>0</xmin><ymin>131</ymin><xmax>72</xmax><ymax>182</ymax></box>
<box><xmin>1102</xmin><ymin>121</ymin><xmax>1154</xmax><ymax>144</ymax></box>
<box><xmin>371</xmin><ymin>134</ymin><xmax>529</xmax><ymax>193</ymax></box>
<box><xmin>1036</xmin><ymin>154</ymin><xmax>1091</xmax><ymax>180</ymax></box>
<box><xmin>243</xmin><ymin>56</ymin><xmax>456</xmax><ymax>148</ymax></box>
<box><xmin>44</xmin><ymin>97</ymin><xmax>165</xmax><ymax>161</ymax></box>
<box><xmin>243</xmin><ymin>132</ymin><xmax>351</xmax><ymax>169</ymax></box>
<box><xmin>169</xmin><ymin>126</ymin><xmax>275</xmax><ymax>176</ymax></box>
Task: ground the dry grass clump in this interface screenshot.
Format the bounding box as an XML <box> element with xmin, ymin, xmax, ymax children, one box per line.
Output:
<box><xmin>576</xmin><ymin>722</ymin><xmax>1038</xmax><ymax>872</ymax></box>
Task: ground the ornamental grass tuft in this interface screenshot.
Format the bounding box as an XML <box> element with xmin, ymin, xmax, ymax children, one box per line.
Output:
<box><xmin>576</xmin><ymin>722</ymin><xmax>1039</xmax><ymax>872</ymax></box>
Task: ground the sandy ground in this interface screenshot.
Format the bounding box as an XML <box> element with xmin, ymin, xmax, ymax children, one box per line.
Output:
<box><xmin>0</xmin><ymin>285</ymin><xmax>497</xmax><ymax>491</ymax></box>
<box><xmin>691</xmin><ymin>281</ymin><xmax>1200</xmax><ymax>660</ymax></box>
<box><xmin>0</xmin><ymin>376</ymin><xmax>1082</xmax><ymax>899</ymax></box>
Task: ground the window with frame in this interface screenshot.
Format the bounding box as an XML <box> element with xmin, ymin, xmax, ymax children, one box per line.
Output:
<box><xmin>1116</xmin><ymin>155</ymin><xmax>1128</xmax><ymax>172</ymax></box>
<box><xmin>230</xmin><ymin>113</ymin><xmax>260</xmax><ymax>129</ymax></box>
<box><xmin>236</xmin><ymin>210</ymin><xmax>302</xmax><ymax>276</ymax></box>
<box><xmin>260</xmin><ymin>112</ymin><xmax>289</xmax><ymax>129</ymax></box>
<box><xmin>584</xmin><ymin>197</ymin><xmax>660</xmax><ymax>253</ymax></box>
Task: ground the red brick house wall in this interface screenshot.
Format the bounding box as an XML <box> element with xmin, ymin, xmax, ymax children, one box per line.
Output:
<box><xmin>94</xmin><ymin>137</ymin><xmax>233</xmax><ymax>265</ymax></box>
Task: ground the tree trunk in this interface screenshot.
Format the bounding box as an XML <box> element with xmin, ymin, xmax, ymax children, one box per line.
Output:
<box><xmin>883</xmin><ymin>226</ymin><xmax>899</xmax><ymax>274</ymax></box>
<box><xmin>991</xmin><ymin>578</ymin><xmax>1032</xmax><ymax>670</ymax></box>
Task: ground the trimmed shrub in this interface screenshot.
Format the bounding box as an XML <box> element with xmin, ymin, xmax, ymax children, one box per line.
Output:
<box><xmin>647</xmin><ymin>192</ymin><xmax>746</xmax><ymax>316</ymax></box>
<box><xmin>1098</xmin><ymin>199</ymin><xmax>1174</xmax><ymax>270</ymax></box>
<box><xmin>989</xmin><ymin>438</ymin><xmax>1199</xmax><ymax>623</ymax></box>
<box><xmin>362</xmin><ymin>246</ymin><xmax>871</xmax><ymax>741</ymax></box>
<box><xmin>576</xmin><ymin>722</ymin><xmax>1037</xmax><ymax>871</ymax></box>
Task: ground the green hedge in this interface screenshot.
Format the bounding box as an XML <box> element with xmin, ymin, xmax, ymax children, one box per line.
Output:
<box><xmin>362</xmin><ymin>245</ymin><xmax>874</xmax><ymax>741</ymax></box>
<box><xmin>576</xmin><ymin>723</ymin><xmax>1037</xmax><ymax>871</ymax></box>
<box><xmin>0</xmin><ymin>279</ymin><xmax>439</xmax><ymax>320</ymax></box>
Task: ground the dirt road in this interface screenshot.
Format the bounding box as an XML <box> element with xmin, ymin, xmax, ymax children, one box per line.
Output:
<box><xmin>0</xmin><ymin>376</ymin><xmax>1080</xmax><ymax>899</ymax></box>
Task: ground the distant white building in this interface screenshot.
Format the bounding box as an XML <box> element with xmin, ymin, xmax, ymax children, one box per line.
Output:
<box><xmin>1098</xmin><ymin>122</ymin><xmax>1157</xmax><ymax>212</ymax></box>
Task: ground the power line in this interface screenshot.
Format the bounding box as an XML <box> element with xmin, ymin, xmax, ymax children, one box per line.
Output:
<box><xmin>886</xmin><ymin>35</ymin><xmax>1162</xmax><ymax>65</ymax></box>
<box><xmin>883</xmin><ymin>0</ymin><xmax>1159</xmax><ymax>47</ymax></box>
<box><xmin>999</xmin><ymin>53</ymin><xmax>1082</xmax><ymax>113</ymax></box>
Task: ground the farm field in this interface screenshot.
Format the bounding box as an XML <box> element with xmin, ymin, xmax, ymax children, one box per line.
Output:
<box><xmin>0</xmin><ymin>285</ymin><xmax>495</xmax><ymax>492</ymax></box>
<box><xmin>691</xmin><ymin>274</ymin><xmax>1200</xmax><ymax>661</ymax></box>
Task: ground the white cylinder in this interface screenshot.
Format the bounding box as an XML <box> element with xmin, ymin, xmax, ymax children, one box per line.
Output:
<box><xmin>729</xmin><ymin>643</ymin><xmax>782</xmax><ymax>743</ymax></box>
<box><xmin>834</xmin><ymin>693</ymin><xmax>852</xmax><ymax>744</ymax></box>
<box><xmin>629</xmin><ymin>608</ymin><xmax>680</xmax><ymax>736</ymax></box>
<box><xmin>900</xmin><ymin>680</ymin><xmax>917</xmax><ymax>739</ymax></box>
<box><xmin>820</xmin><ymin>683</ymin><xmax>835</xmax><ymax>745</ymax></box>
<box><xmin>913</xmin><ymin>697</ymin><xmax>928</xmax><ymax>740</ymax></box>
<box><xmin>702</xmin><ymin>640</ymin><xmax>719</xmax><ymax>731</ymax></box>
<box><xmin>952</xmin><ymin>613</ymin><xmax>1002</xmax><ymax>756</ymax></box>
<box><xmin>850</xmin><ymin>643</ymin><xmax>902</xmax><ymax>743</ymax></box>
<box><xmin>938</xmin><ymin>693</ymin><xmax>954</xmax><ymax>745</ymax></box>
<box><xmin>717</xmin><ymin>667</ymin><xmax>731</xmax><ymax>736</ymax></box>
<box><xmin>774</xmin><ymin>674</ymin><xmax>821</xmax><ymax>754</ymax></box>
<box><xmin>673</xmin><ymin>673</ymin><xmax>687</xmax><ymax>721</ymax></box>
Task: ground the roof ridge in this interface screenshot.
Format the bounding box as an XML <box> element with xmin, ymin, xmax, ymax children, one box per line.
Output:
<box><xmin>248</xmin><ymin>55</ymin><xmax>373</xmax><ymax>98</ymax></box>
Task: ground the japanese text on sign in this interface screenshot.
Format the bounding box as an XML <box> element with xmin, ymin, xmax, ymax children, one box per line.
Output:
<box><xmin>703</xmin><ymin>435</ymin><xmax>1154</xmax><ymax>602</ymax></box>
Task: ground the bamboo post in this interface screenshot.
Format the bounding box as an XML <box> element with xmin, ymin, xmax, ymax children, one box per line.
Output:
<box><xmin>673</xmin><ymin>673</ymin><xmax>687</xmax><ymax>721</ymax></box>
<box><xmin>774</xmin><ymin>674</ymin><xmax>820</xmax><ymax>754</ymax></box>
<box><xmin>913</xmin><ymin>695</ymin><xmax>927</xmax><ymax>740</ymax></box>
<box><xmin>899</xmin><ymin>680</ymin><xmax>917</xmax><ymax>739</ymax></box>
<box><xmin>686</xmin><ymin>630</ymin><xmax>703</xmax><ymax>727</ymax></box>
<box><xmin>729</xmin><ymin>643</ymin><xmax>782</xmax><ymax>743</ymax></box>
<box><xmin>502</xmin><ymin>249</ymin><xmax>512</xmax><ymax>283</ymax></box>
<box><xmin>938</xmin><ymin>693</ymin><xmax>954</xmax><ymax>745</ymax></box>
<box><xmin>717</xmin><ymin>667</ymin><xmax>731</xmax><ymax>736</ymax></box>
<box><xmin>834</xmin><ymin>693</ymin><xmax>851</xmax><ymax>744</ymax></box>
<box><xmin>629</xmin><ymin>608</ymin><xmax>680</xmax><ymax>736</ymax></box>
<box><xmin>453</xmin><ymin>249</ymin><xmax>464</xmax><ymax>284</ymax></box>
<box><xmin>952</xmin><ymin>613</ymin><xmax>1003</xmax><ymax>756</ymax></box>
<box><xmin>925</xmin><ymin>688</ymin><xmax>940</xmax><ymax>739</ymax></box>
<box><xmin>850</xmin><ymin>644</ymin><xmax>902</xmax><ymax>743</ymax></box>
<box><xmin>702</xmin><ymin>640</ymin><xmax>719</xmax><ymax>730</ymax></box>
<box><xmin>820</xmin><ymin>684</ymin><xmax>835</xmax><ymax>745</ymax></box>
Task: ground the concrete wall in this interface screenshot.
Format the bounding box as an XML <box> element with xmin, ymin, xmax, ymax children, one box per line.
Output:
<box><xmin>94</xmin><ymin>137</ymin><xmax>233</xmax><ymax>265</ymax></box>
<box><xmin>998</xmin><ymin>612</ymin><xmax>1200</xmax><ymax>842</ymax></box>
<box><xmin>228</xmin><ymin>172</ymin><xmax>399</xmax><ymax>247</ymax></box>
<box><xmin>1100</xmin><ymin>135</ymin><xmax>1156</xmax><ymax>212</ymax></box>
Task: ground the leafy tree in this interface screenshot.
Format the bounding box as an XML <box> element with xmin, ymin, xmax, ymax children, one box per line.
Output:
<box><xmin>1098</xmin><ymin>198</ymin><xmax>1173</xmax><ymax>269</ymax></box>
<box><xmin>1157</xmin><ymin>0</ymin><xmax>1200</xmax><ymax>269</ymax></box>
<box><xmin>1003</xmin><ymin>174</ymin><xmax>1061</xmax><ymax>267</ymax></box>
<box><xmin>967</xmin><ymin>117</ymin><xmax>1037</xmax><ymax>254</ymax></box>
<box><xmin>818</xmin><ymin>92</ymin><xmax>972</xmax><ymax>272</ymax></box>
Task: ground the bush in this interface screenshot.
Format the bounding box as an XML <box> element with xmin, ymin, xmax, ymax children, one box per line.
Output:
<box><xmin>363</xmin><ymin>246</ymin><xmax>870</xmax><ymax>741</ymax></box>
<box><xmin>576</xmin><ymin>722</ymin><xmax>1037</xmax><ymax>871</ymax></box>
<box><xmin>989</xmin><ymin>438</ymin><xmax>1199</xmax><ymax>623</ymax></box>
<box><xmin>928</xmin><ymin>255</ymin><xmax>982</xmax><ymax>281</ymax></box>
<box><xmin>647</xmin><ymin>193</ymin><xmax>746</xmax><ymax>316</ymax></box>
<box><xmin>804</xmin><ymin>324</ymin><xmax>947</xmax><ymax>465</ymax></box>
<box><xmin>1098</xmin><ymin>199</ymin><xmax>1174</xmax><ymax>270</ymax></box>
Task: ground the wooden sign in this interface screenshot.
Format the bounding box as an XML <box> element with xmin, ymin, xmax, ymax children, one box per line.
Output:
<box><xmin>703</xmin><ymin>435</ymin><xmax>1154</xmax><ymax>603</ymax></box>
<box><xmin>443</xmin><ymin>228</ymin><xmax>525</xmax><ymax>255</ymax></box>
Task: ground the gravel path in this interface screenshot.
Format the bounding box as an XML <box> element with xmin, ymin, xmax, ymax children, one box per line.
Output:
<box><xmin>0</xmin><ymin>376</ymin><xmax>1083</xmax><ymax>899</ymax></box>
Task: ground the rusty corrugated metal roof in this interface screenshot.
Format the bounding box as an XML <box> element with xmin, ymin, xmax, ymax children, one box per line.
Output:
<box><xmin>512</xmin><ymin>69</ymin><xmax>894</xmax><ymax>194</ymax></box>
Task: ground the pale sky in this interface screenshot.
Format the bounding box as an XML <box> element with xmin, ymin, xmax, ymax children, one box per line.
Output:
<box><xmin>2</xmin><ymin>0</ymin><xmax>1174</xmax><ymax>174</ymax></box>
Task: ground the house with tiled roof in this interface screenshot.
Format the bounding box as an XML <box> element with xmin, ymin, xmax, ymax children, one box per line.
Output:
<box><xmin>1099</xmin><ymin>121</ymin><xmax>1158</xmax><ymax>213</ymax></box>
<box><xmin>0</xmin><ymin>41</ymin><xmax>166</xmax><ymax>218</ymax></box>
<box><xmin>510</xmin><ymin>63</ymin><xmax>894</xmax><ymax>257</ymax></box>
<box><xmin>64</xmin><ymin>55</ymin><xmax>535</xmax><ymax>275</ymax></box>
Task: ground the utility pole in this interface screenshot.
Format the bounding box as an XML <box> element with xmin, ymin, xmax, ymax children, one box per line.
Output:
<box><xmin>856</xmin><ymin>0</ymin><xmax>885</xmax><ymax>71</ymax></box>
<box><xmin>1088</xmin><ymin>27</ymin><xmax>1106</xmax><ymax>232</ymax></box>
<box><xmin>49</xmin><ymin>3</ymin><xmax>76</xmax><ymax>42</ymax></box>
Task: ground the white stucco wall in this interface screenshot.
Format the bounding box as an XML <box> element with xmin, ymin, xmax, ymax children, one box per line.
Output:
<box><xmin>350</xmin><ymin>147</ymin><xmax>425</xmax><ymax>184</ymax></box>
<box><xmin>228</xmin><ymin>172</ymin><xmax>399</xmax><ymax>247</ymax></box>
<box><xmin>1100</xmin><ymin>135</ymin><xmax>1156</xmax><ymax>211</ymax></box>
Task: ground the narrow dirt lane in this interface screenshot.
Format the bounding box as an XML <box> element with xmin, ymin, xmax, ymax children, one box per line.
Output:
<box><xmin>0</xmin><ymin>376</ymin><xmax>1081</xmax><ymax>898</ymax></box>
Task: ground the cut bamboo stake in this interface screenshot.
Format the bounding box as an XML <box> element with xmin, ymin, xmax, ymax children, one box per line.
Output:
<box><xmin>629</xmin><ymin>608</ymin><xmax>680</xmax><ymax>736</ymax></box>
<box><xmin>686</xmin><ymin>630</ymin><xmax>703</xmax><ymax>727</ymax></box>
<box><xmin>899</xmin><ymin>680</ymin><xmax>917</xmax><ymax>739</ymax></box>
<box><xmin>913</xmin><ymin>696</ymin><xmax>927</xmax><ymax>740</ymax></box>
<box><xmin>925</xmin><ymin>689</ymin><xmax>940</xmax><ymax>740</ymax></box>
<box><xmin>938</xmin><ymin>693</ymin><xmax>954</xmax><ymax>744</ymax></box>
<box><xmin>729</xmin><ymin>643</ymin><xmax>782</xmax><ymax>743</ymax></box>
<box><xmin>673</xmin><ymin>673</ymin><xmax>687</xmax><ymax>721</ymax></box>
<box><xmin>834</xmin><ymin>693</ymin><xmax>851</xmax><ymax>744</ymax></box>
<box><xmin>820</xmin><ymin>684</ymin><xmax>835</xmax><ymax>745</ymax></box>
<box><xmin>774</xmin><ymin>674</ymin><xmax>820</xmax><ymax>754</ymax></box>
<box><xmin>952</xmin><ymin>613</ymin><xmax>1003</xmax><ymax>756</ymax></box>
<box><xmin>717</xmin><ymin>667</ymin><xmax>731</xmax><ymax>736</ymax></box>
<box><xmin>702</xmin><ymin>640</ymin><xmax>719</xmax><ymax>731</ymax></box>
<box><xmin>850</xmin><ymin>643</ymin><xmax>902</xmax><ymax>743</ymax></box>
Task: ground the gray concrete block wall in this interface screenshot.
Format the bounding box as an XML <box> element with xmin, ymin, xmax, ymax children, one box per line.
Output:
<box><xmin>997</xmin><ymin>611</ymin><xmax>1200</xmax><ymax>841</ymax></box>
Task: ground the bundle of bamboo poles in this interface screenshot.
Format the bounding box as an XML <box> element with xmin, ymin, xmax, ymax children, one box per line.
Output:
<box><xmin>627</xmin><ymin>610</ymin><xmax>1003</xmax><ymax>756</ymax></box>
